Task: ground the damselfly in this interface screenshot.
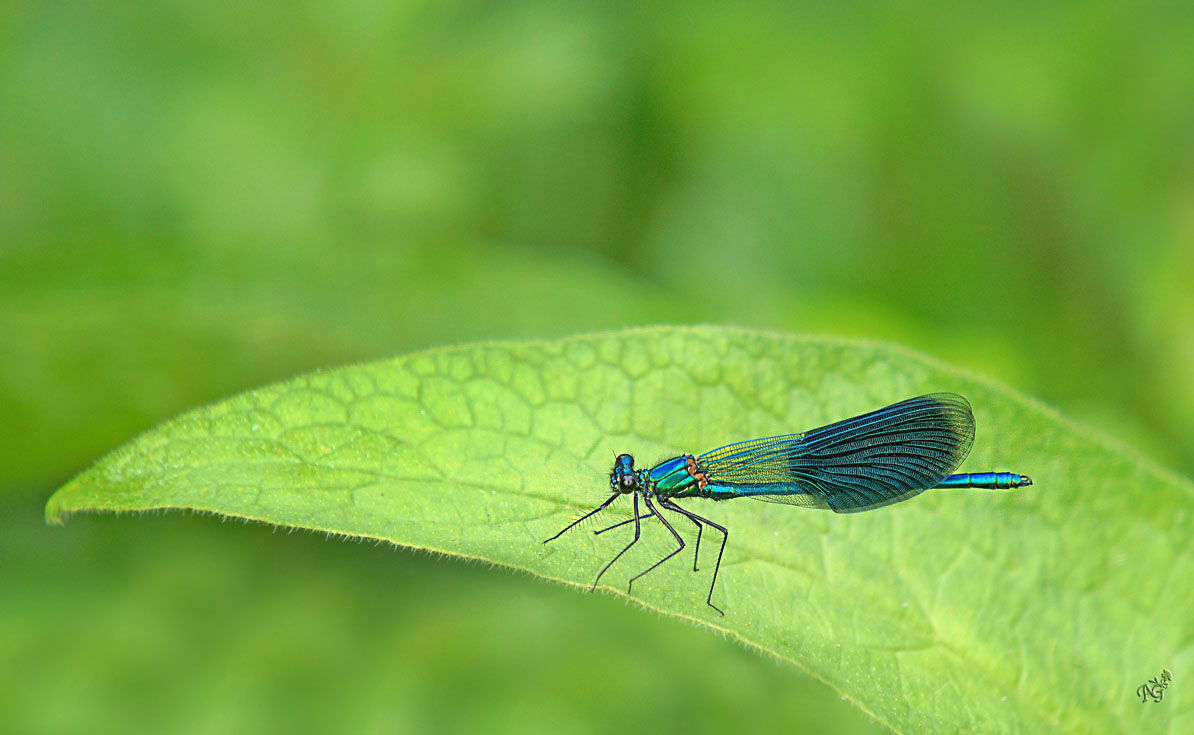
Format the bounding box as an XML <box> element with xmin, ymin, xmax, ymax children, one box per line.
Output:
<box><xmin>544</xmin><ymin>393</ymin><xmax>1031</xmax><ymax>614</ymax></box>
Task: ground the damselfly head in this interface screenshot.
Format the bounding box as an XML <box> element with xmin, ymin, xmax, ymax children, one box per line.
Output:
<box><xmin>610</xmin><ymin>453</ymin><xmax>640</xmax><ymax>494</ymax></box>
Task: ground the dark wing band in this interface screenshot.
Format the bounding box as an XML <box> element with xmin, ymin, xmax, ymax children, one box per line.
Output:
<box><xmin>698</xmin><ymin>393</ymin><xmax>975</xmax><ymax>513</ymax></box>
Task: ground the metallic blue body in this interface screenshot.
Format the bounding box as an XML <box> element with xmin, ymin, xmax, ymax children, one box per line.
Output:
<box><xmin>647</xmin><ymin>456</ymin><xmax>692</xmax><ymax>491</ymax></box>
<box><xmin>550</xmin><ymin>393</ymin><xmax>1032</xmax><ymax>614</ymax></box>
<box><xmin>615</xmin><ymin>393</ymin><xmax>1032</xmax><ymax>513</ymax></box>
<box><xmin>934</xmin><ymin>471</ymin><xmax>1029</xmax><ymax>489</ymax></box>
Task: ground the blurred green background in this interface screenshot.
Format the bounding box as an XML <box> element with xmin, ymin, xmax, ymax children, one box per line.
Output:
<box><xmin>2</xmin><ymin>1</ymin><xmax>1191</xmax><ymax>732</ymax></box>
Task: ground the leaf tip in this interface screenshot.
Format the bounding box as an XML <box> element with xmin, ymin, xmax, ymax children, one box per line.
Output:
<box><xmin>44</xmin><ymin>498</ymin><xmax>69</xmax><ymax>526</ymax></box>
<box><xmin>44</xmin><ymin>486</ymin><xmax>83</xmax><ymax>526</ymax></box>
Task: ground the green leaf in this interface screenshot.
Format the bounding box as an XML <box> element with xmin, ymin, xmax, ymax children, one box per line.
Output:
<box><xmin>46</xmin><ymin>326</ymin><xmax>1191</xmax><ymax>735</ymax></box>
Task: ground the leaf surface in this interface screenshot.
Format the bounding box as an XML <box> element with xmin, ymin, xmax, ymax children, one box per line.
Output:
<box><xmin>47</xmin><ymin>326</ymin><xmax>1192</xmax><ymax>735</ymax></box>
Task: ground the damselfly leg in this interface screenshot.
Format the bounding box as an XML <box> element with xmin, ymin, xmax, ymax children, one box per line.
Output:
<box><xmin>594</xmin><ymin>509</ymin><xmax>705</xmax><ymax>571</ymax></box>
<box><xmin>542</xmin><ymin>494</ymin><xmax>619</xmax><ymax>544</ymax></box>
<box><xmin>591</xmin><ymin>493</ymin><xmax>643</xmax><ymax>590</ymax></box>
<box><xmin>660</xmin><ymin>499</ymin><xmax>727</xmax><ymax>615</ymax></box>
<box><xmin>626</xmin><ymin>496</ymin><xmax>686</xmax><ymax>595</ymax></box>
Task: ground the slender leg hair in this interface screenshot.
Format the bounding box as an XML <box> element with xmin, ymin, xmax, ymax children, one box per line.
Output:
<box><xmin>660</xmin><ymin>499</ymin><xmax>727</xmax><ymax>616</ymax></box>
<box><xmin>689</xmin><ymin>516</ymin><xmax>703</xmax><ymax>571</ymax></box>
<box><xmin>593</xmin><ymin>511</ymin><xmax>655</xmax><ymax>535</ymax></box>
<box><xmin>543</xmin><ymin>494</ymin><xmax>619</xmax><ymax>544</ymax></box>
<box><xmin>626</xmin><ymin>496</ymin><xmax>685</xmax><ymax>594</ymax></box>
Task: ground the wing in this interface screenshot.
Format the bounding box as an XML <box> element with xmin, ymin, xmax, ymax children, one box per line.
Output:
<box><xmin>698</xmin><ymin>393</ymin><xmax>975</xmax><ymax>513</ymax></box>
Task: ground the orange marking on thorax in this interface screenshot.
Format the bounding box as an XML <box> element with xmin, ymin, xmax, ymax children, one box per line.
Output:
<box><xmin>684</xmin><ymin>454</ymin><xmax>709</xmax><ymax>490</ymax></box>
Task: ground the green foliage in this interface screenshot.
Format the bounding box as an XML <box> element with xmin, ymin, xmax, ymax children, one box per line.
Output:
<box><xmin>48</xmin><ymin>327</ymin><xmax>1191</xmax><ymax>734</ymax></box>
<box><xmin>8</xmin><ymin>1</ymin><xmax>1194</xmax><ymax>732</ymax></box>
